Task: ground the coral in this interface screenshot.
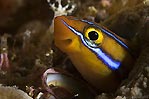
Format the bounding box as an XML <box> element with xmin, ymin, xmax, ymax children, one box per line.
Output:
<box><xmin>47</xmin><ymin>0</ymin><xmax>77</xmax><ymax>16</ymax></box>
<box><xmin>47</xmin><ymin>0</ymin><xmax>77</xmax><ymax>33</ymax></box>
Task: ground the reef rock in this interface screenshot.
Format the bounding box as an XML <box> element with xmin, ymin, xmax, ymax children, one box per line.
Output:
<box><xmin>0</xmin><ymin>86</ymin><xmax>32</xmax><ymax>99</ymax></box>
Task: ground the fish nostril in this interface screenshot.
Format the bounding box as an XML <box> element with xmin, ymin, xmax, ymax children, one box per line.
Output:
<box><xmin>63</xmin><ymin>39</ymin><xmax>72</xmax><ymax>45</ymax></box>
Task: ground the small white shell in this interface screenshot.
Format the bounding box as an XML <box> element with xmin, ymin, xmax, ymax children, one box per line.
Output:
<box><xmin>42</xmin><ymin>68</ymin><xmax>96</xmax><ymax>99</ymax></box>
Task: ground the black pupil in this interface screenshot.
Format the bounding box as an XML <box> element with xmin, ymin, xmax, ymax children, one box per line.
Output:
<box><xmin>88</xmin><ymin>31</ymin><xmax>98</xmax><ymax>40</ymax></box>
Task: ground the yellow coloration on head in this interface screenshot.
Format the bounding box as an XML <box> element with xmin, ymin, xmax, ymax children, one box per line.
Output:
<box><xmin>54</xmin><ymin>16</ymin><xmax>135</xmax><ymax>92</ymax></box>
<box><xmin>84</xmin><ymin>27</ymin><xmax>104</xmax><ymax>45</ymax></box>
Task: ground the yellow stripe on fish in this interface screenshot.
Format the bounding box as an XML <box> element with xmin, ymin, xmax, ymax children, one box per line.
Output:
<box><xmin>54</xmin><ymin>16</ymin><xmax>135</xmax><ymax>92</ymax></box>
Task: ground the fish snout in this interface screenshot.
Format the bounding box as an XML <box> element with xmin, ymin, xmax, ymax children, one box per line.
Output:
<box><xmin>54</xmin><ymin>16</ymin><xmax>80</xmax><ymax>53</ymax></box>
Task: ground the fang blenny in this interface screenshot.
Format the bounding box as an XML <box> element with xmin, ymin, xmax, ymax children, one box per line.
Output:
<box><xmin>54</xmin><ymin>15</ymin><xmax>135</xmax><ymax>92</ymax></box>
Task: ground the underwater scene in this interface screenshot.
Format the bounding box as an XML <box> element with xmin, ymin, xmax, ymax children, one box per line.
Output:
<box><xmin>0</xmin><ymin>0</ymin><xmax>149</xmax><ymax>99</ymax></box>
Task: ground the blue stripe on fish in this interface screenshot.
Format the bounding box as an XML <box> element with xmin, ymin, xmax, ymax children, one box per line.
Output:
<box><xmin>80</xmin><ymin>19</ymin><xmax>129</xmax><ymax>50</ymax></box>
<box><xmin>61</xmin><ymin>20</ymin><xmax>121</xmax><ymax>70</ymax></box>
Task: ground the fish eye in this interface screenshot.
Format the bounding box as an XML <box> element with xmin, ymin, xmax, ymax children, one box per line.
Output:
<box><xmin>88</xmin><ymin>31</ymin><xmax>99</xmax><ymax>40</ymax></box>
<box><xmin>84</xmin><ymin>27</ymin><xmax>103</xmax><ymax>46</ymax></box>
